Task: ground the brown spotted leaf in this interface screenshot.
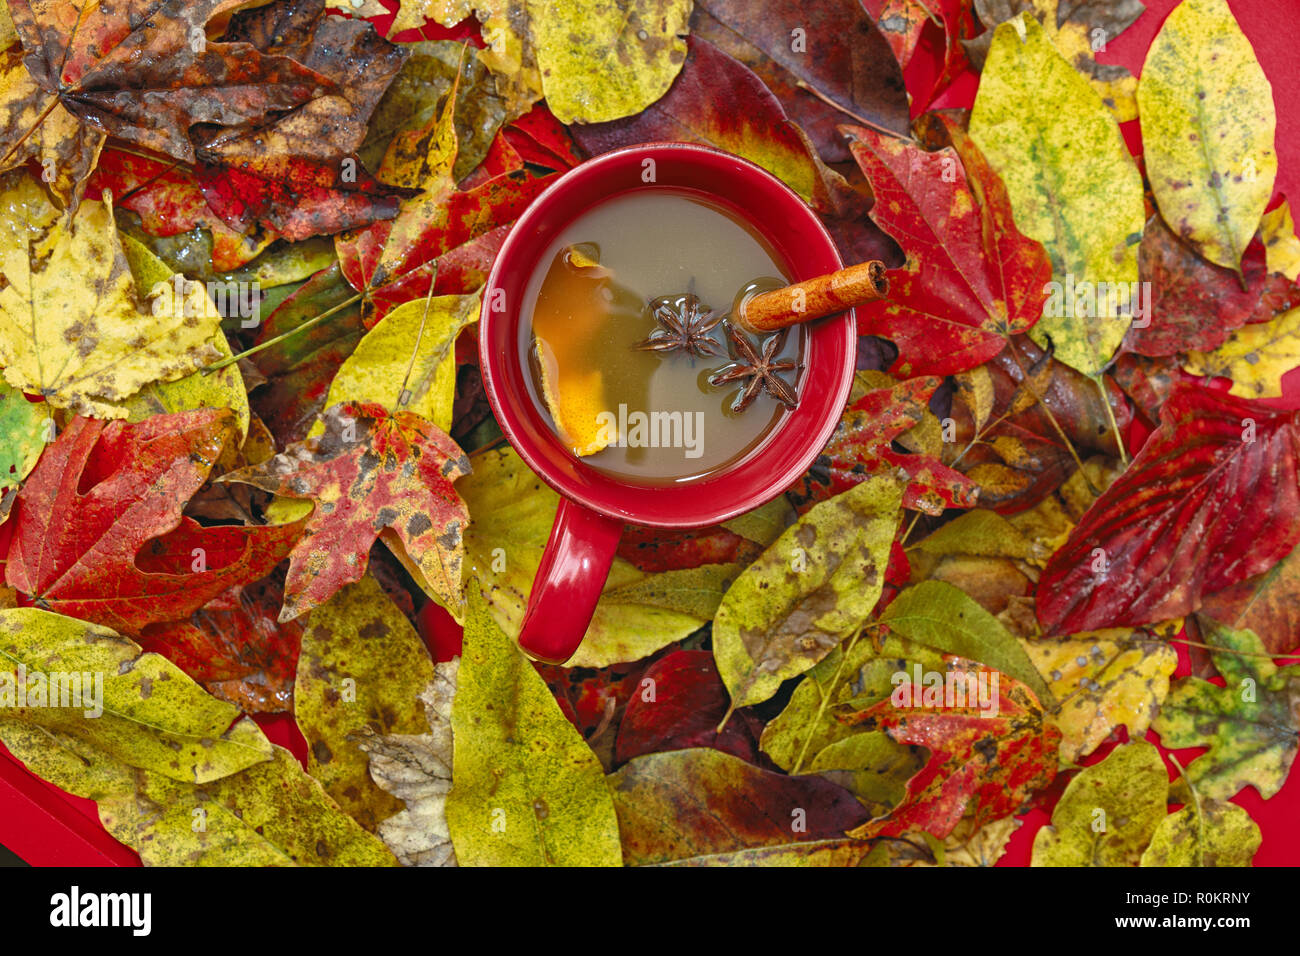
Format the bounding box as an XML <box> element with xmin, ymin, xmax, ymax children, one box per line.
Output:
<box><xmin>221</xmin><ymin>402</ymin><xmax>471</xmax><ymax>622</ymax></box>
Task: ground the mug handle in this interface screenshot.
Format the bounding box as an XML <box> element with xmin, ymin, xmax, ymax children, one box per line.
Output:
<box><xmin>517</xmin><ymin>497</ymin><xmax>623</xmax><ymax>664</ymax></box>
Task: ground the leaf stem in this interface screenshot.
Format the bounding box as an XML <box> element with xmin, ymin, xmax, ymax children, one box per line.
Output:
<box><xmin>200</xmin><ymin>291</ymin><xmax>364</xmax><ymax>373</ymax></box>
<box><xmin>790</xmin><ymin>630</ymin><xmax>863</xmax><ymax>776</ymax></box>
<box><xmin>1094</xmin><ymin>374</ymin><xmax>1129</xmax><ymax>466</ymax></box>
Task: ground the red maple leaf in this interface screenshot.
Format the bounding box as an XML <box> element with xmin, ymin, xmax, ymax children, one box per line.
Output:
<box><xmin>789</xmin><ymin>375</ymin><xmax>979</xmax><ymax>516</ymax></box>
<box><xmin>221</xmin><ymin>402</ymin><xmax>471</xmax><ymax>621</ymax></box>
<box><xmin>846</xmin><ymin>115</ymin><xmax>1051</xmax><ymax>377</ymax></box>
<box><xmin>844</xmin><ymin>666</ymin><xmax>1061</xmax><ymax>839</ymax></box>
<box><xmin>3</xmin><ymin>409</ymin><xmax>302</xmax><ymax>634</ymax></box>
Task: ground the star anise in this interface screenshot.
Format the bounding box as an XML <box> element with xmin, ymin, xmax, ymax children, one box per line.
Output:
<box><xmin>632</xmin><ymin>293</ymin><xmax>725</xmax><ymax>358</ymax></box>
<box><xmin>708</xmin><ymin>324</ymin><xmax>801</xmax><ymax>413</ymax></box>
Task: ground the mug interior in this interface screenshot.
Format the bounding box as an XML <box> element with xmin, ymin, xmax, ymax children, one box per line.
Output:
<box><xmin>480</xmin><ymin>143</ymin><xmax>855</xmax><ymax>529</ymax></box>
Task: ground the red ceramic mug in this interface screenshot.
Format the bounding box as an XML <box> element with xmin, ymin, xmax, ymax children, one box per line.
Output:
<box><xmin>479</xmin><ymin>143</ymin><xmax>857</xmax><ymax>664</ymax></box>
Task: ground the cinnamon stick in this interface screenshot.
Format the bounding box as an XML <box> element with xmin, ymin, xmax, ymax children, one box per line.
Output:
<box><xmin>736</xmin><ymin>260</ymin><xmax>889</xmax><ymax>333</ymax></box>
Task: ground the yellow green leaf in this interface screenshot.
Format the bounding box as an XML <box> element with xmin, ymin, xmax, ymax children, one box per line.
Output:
<box><xmin>529</xmin><ymin>0</ymin><xmax>691</xmax><ymax>123</ymax></box>
<box><xmin>318</xmin><ymin>293</ymin><xmax>480</xmax><ymax>435</ymax></box>
<box><xmin>1031</xmin><ymin>740</ymin><xmax>1168</xmax><ymax>866</ymax></box>
<box><xmin>294</xmin><ymin>575</ymin><xmax>438</xmax><ymax>832</ymax></box>
<box><xmin>877</xmin><ymin>580</ymin><xmax>1054</xmax><ymax>705</ymax></box>
<box><xmin>713</xmin><ymin>476</ymin><xmax>903</xmax><ymax>709</ymax></box>
<box><xmin>1261</xmin><ymin>200</ymin><xmax>1300</xmax><ymax>281</ymax></box>
<box><xmin>0</xmin><ymin>608</ymin><xmax>271</xmax><ymax>784</ymax></box>
<box><xmin>118</xmin><ymin>234</ymin><xmax>249</xmax><ymax>440</ymax></box>
<box><xmin>0</xmin><ymin>171</ymin><xmax>223</xmax><ymax>418</ymax></box>
<box><xmin>1023</xmin><ymin>631</ymin><xmax>1178</xmax><ymax>763</ymax></box>
<box><xmin>1139</xmin><ymin>798</ymin><xmax>1260</xmax><ymax>867</ymax></box>
<box><xmin>1183</xmin><ymin>305</ymin><xmax>1300</xmax><ymax>398</ymax></box>
<box><xmin>970</xmin><ymin>14</ymin><xmax>1144</xmax><ymax>376</ymax></box>
<box><xmin>100</xmin><ymin>747</ymin><xmax>398</xmax><ymax>866</ymax></box>
<box><xmin>1137</xmin><ymin>0</ymin><xmax>1276</xmax><ymax>273</ymax></box>
<box><xmin>721</xmin><ymin>495</ymin><xmax>795</xmax><ymax>548</ymax></box>
<box><xmin>445</xmin><ymin>591</ymin><xmax>622</xmax><ymax>866</ymax></box>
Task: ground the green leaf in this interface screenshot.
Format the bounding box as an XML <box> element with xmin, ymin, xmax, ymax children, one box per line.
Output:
<box><xmin>1137</xmin><ymin>0</ymin><xmax>1276</xmax><ymax>273</ymax></box>
<box><xmin>722</xmin><ymin>495</ymin><xmax>795</xmax><ymax>547</ymax></box>
<box><xmin>0</xmin><ymin>608</ymin><xmax>271</xmax><ymax>784</ymax></box>
<box><xmin>1152</xmin><ymin>617</ymin><xmax>1300</xmax><ymax>800</ymax></box>
<box><xmin>294</xmin><ymin>575</ymin><xmax>437</xmax><ymax>831</ymax></box>
<box><xmin>0</xmin><ymin>377</ymin><xmax>48</xmax><ymax>497</ymax></box>
<box><xmin>1031</xmin><ymin>740</ymin><xmax>1169</xmax><ymax>866</ymax></box>
<box><xmin>714</xmin><ymin>476</ymin><xmax>903</xmax><ymax>709</ymax></box>
<box><xmin>913</xmin><ymin>508</ymin><xmax>1038</xmax><ymax>560</ymax></box>
<box><xmin>878</xmin><ymin>580</ymin><xmax>1054</xmax><ymax>705</ymax></box>
<box><xmin>970</xmin><ymin>13</ymin><xmax>1144</xmax><ymax>376</ymax></box>
<box><xmin>445</xmin><ymin>591</ymin><xmax>622</xmax><ymax>866</ymax></box>
<box><xmin>1139</xmin><ymin>799</ymin><xmax>1261</xmax><ymax>867</ymax></box>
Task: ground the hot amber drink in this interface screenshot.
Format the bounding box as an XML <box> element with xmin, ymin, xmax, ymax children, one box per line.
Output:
<box><xmin>519</xmin><ymin>189</ymin><xmax>804</xmax><ymax>484</ymax></box>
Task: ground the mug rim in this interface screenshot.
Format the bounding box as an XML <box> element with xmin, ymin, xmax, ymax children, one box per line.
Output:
<box><xmin>479</xmin><ymin>141</ymin><xmax>857</xmax><ymax>529</ymax></box>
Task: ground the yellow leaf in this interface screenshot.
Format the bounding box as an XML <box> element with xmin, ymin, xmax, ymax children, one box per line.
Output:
<box><xmin>1022</xmin><ymin>631</ymin><xmax>1177</xmax><ymax>763</ymax></box>
<box><xmin>529</xmin><ymin>0</ymin><xmax>692</xmax><ymax>124</ymax></box>
<box><xmin>1261</xmin><ymin>200</ymin><xmax>1300</xmax><ymax>281</ymax></box>
<box><xmin>319</xmin><ymin>292</ymin><xmax>480</xmax><ymax>435</ymax></box>
<box><xmin>714</xmin><ymin>476</ymin><xmax>903</xmax><ymax>708</ymax></box>
<box><xmin>409</xmin><ymin>0</ymin><xmax>690</xmax><ymax>123</ymax></box>
<box><xmin>970</xmin><ymin>14</ymin><xmax>1144</xmax><ymax>377</ymax></box>
<box><xmin>0</xmin><ymin>172</ymin><xmax>222</xmax><ymax>418</ymax></box>
<box><xmin>0</xmin><ymin>608</ymin><xmax>271</xmax><ymax>784</ymax></box>
<box><xmin>1137</xmin><ymin>0</ymin><xmax>1276</xmax><ymax>273</ymax></box>
<box><xmin>1183</xmin><ymin>305</ymin><xmax>1300</xmax><ymax>398</ymax></box>
<box><xmin>294</xmin><ymin>575</ymin><xmax>437</xmax><ymax>832</ymax></box>
<box><xmin>446</xmin><ymin>591</ymin><xmax>622</xmax><ymax>866</ymax></box>
<box><xmin>118</xmin><ymin>234</ymin><xmax>249</xmax><ymax>440</ymax></box>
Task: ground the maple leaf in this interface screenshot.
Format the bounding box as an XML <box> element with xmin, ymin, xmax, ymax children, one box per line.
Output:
<box><xmin>0</xmin><ymin>170</ymin><xmax>224</xmax><ymax>418</ymax></box>
<box><xmin>788</xmin><ymin>374</ymin><xmax>978</xmax><ymax>517</ymax></box>
<box><xmin>1153</xmin><ymin>617</ymin><xmax>1300</xmax><ymax>801</ymax></box>
<box><xmin>1037</xmin><ymin>385</ymin><xmax>1300</xmax><ymax>635</ymax></box>
<box><xmin>843</xmin><ymin>666</ymin><xmax>1061</xmax><ymax>840</ymax></box>
<box><xmin>845</xmin><ymin>116</ymin><xmax>1051</xmax><ymax>378</ymax></box>
<box><xmin>3</xmin><ymin>409</ymin><xmax>303</xmax><ymax>634</ymax></box>
<box><xmin>192</xmin><ymin>0</ymin><xmax>417</xmax><ymax>241</ymax></box>
<box><xmin>221</xmin><ymin>402</ymin><xmax>471</xmax><ymax>621</ymax></box>
<box><xmin>0</xmin><ymin>0</ymin><xmax>330</xmax><ymax>210</ymax></box>
<box><xmin>136</xmin><ymin>577</ymin><xmax>305</xmax><ymax>714</ymax></box>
